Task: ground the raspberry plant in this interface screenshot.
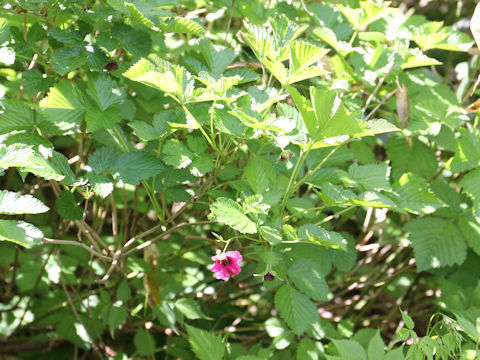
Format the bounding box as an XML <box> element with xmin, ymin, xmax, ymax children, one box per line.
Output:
<box><xmin>0</xmin><ymin>0</ymin><xmax>480</xmax><ymax>359</ymax></box>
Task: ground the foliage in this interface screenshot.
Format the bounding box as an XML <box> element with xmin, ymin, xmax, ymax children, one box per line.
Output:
<box><xmin>0</xmin><ymin>0</ymin><xmax>479</xmax><ymax>359</ymax></box>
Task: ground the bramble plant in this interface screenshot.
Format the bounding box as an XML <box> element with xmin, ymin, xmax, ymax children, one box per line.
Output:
<box><xmin>1</xmin><ymin>0</ymin><xmax>480</xmax><ymax>359</ymax></box>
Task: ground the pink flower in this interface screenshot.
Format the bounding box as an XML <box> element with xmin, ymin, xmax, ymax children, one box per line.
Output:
<box><xmin>210</xmin><ymin>251</ymin><xmax>243</xmax><ymax>281</ymax></box>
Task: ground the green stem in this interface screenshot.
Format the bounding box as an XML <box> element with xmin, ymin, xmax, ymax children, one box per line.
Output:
<box><xmin>315</xmin><ymin>205</ymin><xmax>357</xmax><ymax>225</ymax></box>
<box><xmin>279</xmin><ymin>142</ymin><xmax>313</xmax><ymax>216</ymax></box>
<box><xmin>181</xmin><ymin>103</ymin><xmax>218</xmax><ymax>154</ymax></box>
<box><xmin>108</xmin><ymin>127</ymin><xmax>165</xmax><ymax>224</ymax></box>
<box><xmin>291</xmin><ymin>145</ymin><xmax>340</xmax><ymax>194</ymax></box>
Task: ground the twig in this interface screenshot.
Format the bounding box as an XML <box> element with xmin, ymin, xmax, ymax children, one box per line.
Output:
<box><xmin>42</xmin><ymin>238</ymin><xmax>111</xmax><ymax>261</ymax></box>
<box><xmin>365</xmin><ymin>89</ymin><xmax>397</xmax><ymax>121</ymax></box>
<box><xmin>121</xmin><ymin>221</ymin><xmax>215</xmax><ymax>257</ymax></box>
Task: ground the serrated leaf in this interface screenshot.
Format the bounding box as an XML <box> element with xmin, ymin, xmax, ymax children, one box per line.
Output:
<box><xmin>113</xmin><ymin>25</ymin><xmax>151</xmax><ymax>56</ymax></box>
<box><xmin>123</xmin><ymin>58</ymin><xmax>194</xmax><ymax>102</ymax></box>
<box><xmin>88</xmin><ymin>147</ymin><xmax>119</xmax><ymax>174</ymax></box>
<box><xmin>175</xmin><ymin>299</ymin><xmax>212</xmax><ymax>320</ymax></box>
<box><xmin>128</xmin><ymin>116</ymin><xmax>169</xmax><ymax>141</ymax></box>
<box><xmin>56</xmin><ymin>191</ymin><xmax>83</xmax><ymax>220</ymax></box>
<box><xmin>386</xmin><ymin>137</ymin><xmax>438</xmax><ymax>180</ymax></box>
<box><xmin>0</xmin><ymin>99</ymin><xmax>34</xmax><ymax>135</ymax></box>
<box><xmin>288</xmin><ymin>86</ymin><xmax>397</xmax><ymax>146</ymax></box>
<box><xmin>244</xmin><ymin>156</ymin><xmax>269</xmax><ymax>194</ymax></box>
<box><xmin>459</xmin><ymin>168</ymin><xmax>480</xmax><ymax>222</ymax></box>
<box><xmin>39</xmin><ymin>79</ymin><xmax>87</xmax><ymax>134</ymax></box>
<box><xmin>0</xmin><ymin>191</ymin><xmax>49</xmax><ymax>215</ymax></box>
<box><xmin>350</xmin><ymin>191</ymin><xmax>397</xmax><ymax>209</ymax></box>
<box><xmin>87</xmin><ymin>173</ymin><xmax>113</xmax><ymax>199</ymax></box>
<box><xmin>0</xmin><ymin>18</ymin><xmax>9</xmax><ymax>44</ymax></box>
<box><xmin>49</xmin><ymin>28</ymin><xmax>84</xmax><ymax>46</ymax></box>
<box><xmin>161</xmin><ymin>139</ymin><xmax>194</xmax><ymax>169</ymax></box>
<box><xmin>297</xmin><ymin>338</ymin><xmax>323</xmax><ymax>360</ymax></box>
<box><xmin>0</xmin><ymin>144</ymin><xmax>34</xmax><ymax>168</ymax></box>
<box><xmin>199</xmin><ymin>39</ymin><xmax>238</xmax><ymax>75</ymax></box>
<box><xmin>320</xmin><ymin>182</ymin><xmax>356</xmax><ymax>204</ymax></box>
<box><xmin>85</xmin><ymin>106</ymin><xmax>122</xmax><ymax>132</ymax></box>
<box><xmin>274</xmin><ymin>284</ymin><xmax>319</xmax><ymax>336</ymax></box>
<box><xmin>446</xmin><ymin>128</ymin><xmax>480</xmax><ymax>173</ymax></box>
<box><xmin>348</xmin><ymin>162</ymin><xmax>391</xmax><ymax>191</ymax></box>
<box><xmin>21</xmin><ymin>154</ymin><xmax>66</xmax><ymax>181</ymax></box>
<box><xmin>190</xmin><ymin>155</ymin><xmax>214</xmax><ymax>177</ymax></box>
<box><xmin>260</xmin><ymin>226</ymin><xmax>282</xmax><ymax>245</ymax></box>
<box><xmin>186</xmin><ymin>325</ymin><xmax>225</xmax><ymax>360</ymax></box>
<box><xmin>332</xmin><ymin>339</ymin><xmax>367</xmax><ymax>360</ymax></box>
<box><xmin>105</xmin><ymin>305</ymin><xmax>128</xmax><ymax>338</ymax></box>
<box><xmin>288</xmin><ymin>259</ymin><xmax>329</xmax><ymax>301</ymax></box>
<box><xmin>224</xmin><ymin>68</ymin><xmax>260</xmax><ymax>84</ymax></box>
<box><xmin>134</xmin><ymin>328</ymin><xmax>156</xmax><ymax>357</ymax></box>
<box><xmin>51</xmin><ymin>46</ymin><xmax>88</xmax><ymax>76</ymax></box>
<box><xmin>86</xmin><ymin>73</ymin><xmax>125</xmax><ymax>111</ymax></box>
<box><xmin>125</xmin><ymin>2</ymin><xmax>158</xmax><ymax>30</ymax></box>
<box><xmin>392</xmin><ymin>173</ymin><xmax>444</xmax><ymax>215</ymax></box>
<box><xmin>209</xmin><ymin>198</ymin><xmax>257</xmax><ymax>234</ymax></box>
<box><xmin>405</xmin><ymin>217</ymin><xmax>466</xmax><ymax>271</ymax></box>
<box><xmin>367</xmin><ymin>331</ymin><xmax>386</xmax><ymax>360</ymax></box>
<box><xmin>299</xmin><ymin>224</ymin><xmax>348</xmax><ymax>251</ymax></box>
<box><xmin>160</xmin><ymin>17</ymin><xmax>206</xmax><ymax>35</ymax></box>
<box><xmin>0</xmin><ymin>220</ymin><xmax>44</xmax><ymax>248</ymax></box>
<box><xmin>109</xmin><ymin>151</ymin><xmax>165</xmax><ymax>185</ymax></box>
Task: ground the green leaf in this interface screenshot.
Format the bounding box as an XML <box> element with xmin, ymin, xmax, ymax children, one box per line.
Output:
<box><xmin>0</xmin><ymin>100</ymin><xmax>34</xmax><ymax>134</ymax></box>
<box><xmin>459</xmin><ymin>168</ymin><xmax>480</xmax><ymax>223</ymax></box>
<box><xmin>458</xmin><ymin>215</ymin><xmax>480</xmax><ymax>257</ymax></box>
<box><xmin>161</xmin><ymin>139</ymin><xmax>194</xmax><ymax>169</ymax></box>
<box><xmin>331</xmin><ymin>339</ymin><xmax>367</xmax><ymax>360</ymax></box>
<box><xmin>88</xmin><ymin>147</ymin><xmax>119</xmax><ymax>174</ymax></box>
<box><xmin>405</xmin><ymin>217</ymin><xmax>467</xmax><ymax>271</ymax></box>
<box><xmin>186</xmin><ymin>325</ymin><xmax>225</xmax><ymax>360</ymax></box>
<box><xmin>244</xmin><ymin>156</ymin><xmax>270</xmax><ymax>194</ymax></box>
<box><xmin>0</xmin><ymin>144</ymin><xmax>34</xmax><ymax>169</ymax></box>
<box><xmin>209</xmin><ymin>198</ymin><xmax>257</xmax><ymax>234</ymax></box>
<box><xmin>275</xmin><ymin>284</ymin><xmax>319</xmax><ymax>336</ymax></box>
<box><xmin>348</xmin><ymin>162</ymin><xmax>391</xmax><ymax>191</ymax></box>
<box><xmin>113</xmin><ymin>24</ymin><xmax>151</xmax><ymax>56</ymax></box>
<box><xmin>299</xmin><ymin>224</ymin><xmax>348</xmax><ymax>251</ymax></box>
<box><xmin>297</xmin><ymin>338</ymin><xmax>323</xmax><ymax>360</ymax></box>
<box><xmin>392</xmin><ymin>173</ymin><xmax>444</xmax><ymax>215</ymax></box>
<box><xmin>160</xmin><ymin>17</ymin><xmax>206</xmax><ymax>35</ymax></box>
<box><xmin>190</xmin><ymin>155</ymin><xmax>214</xmax><ymax>177</ymax></box>
<box><xmin>134</xmin><ymin>328</ymin><xmax>156</xmax><ymax>357</ymax></box>
<box><xmin>56</xmin><ymin>191</ymin><xmax>83</xmax><ymax>221</ymax></box>
<box><xmin>128</xmin><ymin>114</ymin><xmax>169</xmax><ymax>141</ymax></box>
<box><xmin>87</xmin><ymin>173</ymin><xmax>114</xmax><ymax>199</ymax></box>
<box><xmin>85</xmin><ymin>106</ymin><xmax>122</xmax><ymax>132</ymax></box>
<box><xmin>175</xmin><ymin>299</ymin><xmax>212</xmax><ymax>320</ymax></box>
<box><xmin>21</xmin><ymin>153</ymin><xmax>66</xmax><ymax>181</ymax></box>
<box><xmin>86</xmin><ymin>73</ymin><xmax>125</xmax><ymax>111</ymax></box>
<box><xmin>0</xmin><ymin>18</ymin><xmax>9</xmax><ymax>44</ymax></box>
<box><xmin>51</xmin><ymin>46</ymin><xmax>88</xmax><ymax>76</ymax></box>
<box><xmin>109</xmin><ymin>151</ymin><xmax>165</xmax><ymax>185</ymax></box>
<box><xmin>400</xmin><ymin>309</ymin><xmax>415</xmax><ymax>330</ymax></box>
<box><xmin>123</xmin><ymin>57</ymin><xmax>195</xmax><ymax>102</ymax></box>
<box><xmin>0</xmin><ymin>219</ymin><xmax>44</xmax><ymax>248</ymax></box>
<box><xmin>446</xmin><ymin>129</ymin><xmax>480</xmax><ymax>173</ymax></box>
<box><xmin>105</xmin><ymin>305</ymin><xmax>128</xmax><ymax>338</ymax></box>
<box><xmin>367</xmin><ymin>331</ymin><xmax>386</xmax><ymax>360</ymax></box>
<box><xmin>0</xmin><ymin>191</ymin><xmax>49</xmax><ymax>215</ymax></box>
<box><xmin>386</xmin><ymin>137</ymin><xmax>437</xmax><ymax>180</ymax></box>
<box><xmin>260</xmin><ymin>226</ymin><xmax>282</xmax><ymax>245</ymax></box>
<box><xmin>39</xmin><ymin>79</ymin><xmax>87</xmax><ymax>134</ymax></box>
<box><xmin>288</xmin><ymin>86</ymin><xmax>398</xmax><ymax>146</ymax></box>
<box><xmin>288</xmin><ymin>259</ymin><xmax>329</xmax><ymax>301</ymax></box>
